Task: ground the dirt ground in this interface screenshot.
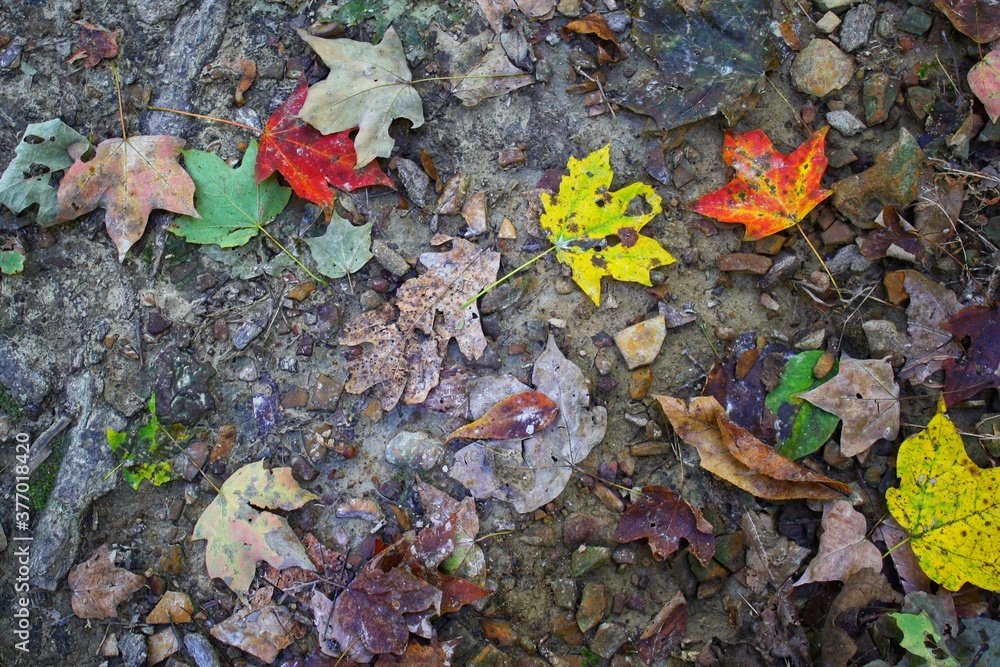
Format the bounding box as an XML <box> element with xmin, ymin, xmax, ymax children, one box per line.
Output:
<box><xmin>1</xmin><ymin>0</ymin><xmax>999</xmax><ymax>665</ymax></box>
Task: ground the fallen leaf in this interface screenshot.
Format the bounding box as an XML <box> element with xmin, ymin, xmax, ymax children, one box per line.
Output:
<box><xmin>68</xmin><ymin>21</ymin><xmax>118</xmax><ymax>68</ymax></box>
<box><xmin>655</xmin><ymin>394</ymin><xmax>850</xmax><ymax>500</ymax></box>
<box><xmin>451</xmin><ymin>337</ymin><xmax>608</xmax><ymax>512</ymax></box>
<box><xmin>375</xmin><ymin>640</ymin><xmax>460</xmax><ymax>666</ymax></box>
<box><xmin>637</xmin><ymin>591</ymin><xmax>687</xmax><ymax>665</ymax></box>
<box><xmin>613</xmin><ymin>485</ymin><xmax>716</xmax><ymax>566</ymax></box>
<box><xmin>539</xmin><ymin>145</ymin><xmax>675</xmax><ymax>305</ymax></box>
<box><xmin>297</xmin><ymin>27</ymin><xmax>424</xmax><ymax>167</ymax></box>
<box><xmin>943</xmin><ymin>305</ymin><xmax>1000</xmax><ymax>406</ymax></box>
<box><xmin>822</xmin><ymin>569</ymin><xmax>902</xmax><ymax>667</ymax></box>
<box><xmin>474</xmin><ymin>0</ymin><xmax>556</xmax><ymax>31</ymax></box>
<box><xmin>263</xmin><ymin>532</ymin><xmax>351</xmax><ymax>603</ymax></box>
<box><xmin>949</xmin><ymin>617</ymin><xmax>1000</xmax><ymax>665</ymax></box>
<box><xmin>934</xmin><ymin>0</ymin><xmax>1000</xmax><ymax>42</ymax></box>
<box><xmin>340</xmin><ymin>238</ymin><xmax>499</xmax><ymax>411</ymax></box>
<box><xmin>191</xmin><ymin>460</ymin><xmax>319</xmax><ymax>594</ymax></box>
<box><xmin>765</xmin><ymin>350</ymin><xmax>840</xmax><ymax>459</ymax></box>
<box><xmin>858</xmin><ymin>205</ymin><xmax>925</xmax><ymax>263</ymax></box>
<box><xmin>146</xmin><ymin>591</ymin><xmax>194</xmax><ymax>624</ymax></box>
<box><xmin>891</xmin><ymin>270</ymin><xmax>962</xmax><ymax>383</ymax></box>
<box><xmin>451</xmin><ymin>38</ymin><xmax>534</xmax><ymax>107</ymax></box>
<box><xmin>562</xmin><ymin>12</ymin><xmax>619</xmax><ymax>45</ymax></box>
<box><xmin>255</xmin><ymin>83</ymin><xmax>394</xmax><ymax>210</ymax></box>
<box><xmin>234</xmin><ymin>59</ymin><xmax>256</xmax><ymax>107</ymax></box>
<box><xmin>67</xmin><ymin>544</ymin><xmax>146</xmax><ymax>619</ymax></box>
<box><xmin>48</xmin><ymin>135</ymin><xmax>198</xmax><ymax>261</ymax></box>
<box><xmin>171</xmin><ymin>140</ymin><xmax>291</xmax><ymax>248</ymax></box>
<box><xmin>891</xmin><ymin>611</ymin><xmax>960</xmax><ymax>667</ymax></box>
<box><xmin>304</xmin><ymin>210</ymin><xmax>373</xmax><ymax>279</ymax></box>
<box><xmin>414</xmin><ymin>478</ymin><xmax>483</xmax><ymax>581</ymax></box>
<box><xmin>740</xmin><ymin>510</ymin><xmax>811</xmax><ymax>593</ymax></box>
<box><xmin>446</xmin><ymin>391</ymin><xmax>558</xmax><ymax>442</ymax></box>
<box><xmin>886</xmin><ymin>398</ymin><xmax>1000</xmax><ymax>592</ymax></box>
<box><xmin>0</xmin><ymin>119</ymin><xmax>86</xmax><ymax>223</ymax></box>
<box><xmin>799</xmin><ymin>355</ymin><xmax>899</xmax><ymax>457</ymax></box>
<box><xmin>211</xmin><ymin>601</ymin><xmax>305</xmax><ymax>664</ymax></box>
<box><xmin>874</xmin><ymin>515</ymin><xmax>933</xmax><ymax>594</ymax></box>
<box><xmin>0</xmin><ymin>248</ymin><xmax>25</xmax><ymax>275</ymax></box>
<box><xmin>794</xmin><ymin>500</ymin><xmax>881</xmax><ymax>586</ymax></box>
<box><xmin>687</xmin><ymin>128</ymin><xmax>831</xmax><ymax>241</ymax></box>
<box><xmin>622</xmin><ymin>0</ymin><xmax>778</xmax><ymax>131</ymax></box>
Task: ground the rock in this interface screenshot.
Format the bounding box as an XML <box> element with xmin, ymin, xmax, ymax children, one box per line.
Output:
<box><xmin>826</xmin><ymin>244</ymin><xmax>872</xmax><ymax>275</ymax></box>
<box><xmin>577</xmin><ymin>582</ymin><xmax>607</xmax><ymax>632</ymax></box>
<box><xmin>564</xmin><ymin>513</ymin><xmax>617</xmax><ymax>548</ymax></box>
<box><xmin>814</xmin><ymin>0</ymin><xmax>857</xmax><ymax>11</ymax></box>
<box><xmin>717</xmin><ymin>252</ymin><xmax>772</xmax><ymax>274</ymax></box>
<box><xmin>195</xmin><ymin>273</ymin><xmax>218</xmax><ymax>291</ymax></box>
<box><xmin>826</xmin><ymin>110</ymin><xmax>867</xmax><ymax>136</ymax></box>
<box><xmin>552</xmin><ymin>578</ymin><xmax>578</xmax><ymax>609</ymax></box>
<box><xmin>148</xmin><ymin>627</ymin><xmax>181</xmax><ymax>665</ymax></box>
<box><xmin>286</xmin><ymin>282</ymin><xmax>315</xmax><ymax>301</ymax></box>
<box><xmin>147</xmin><ymin>591</ymin><xmax>195</xmax><ymax>624</ymax></box>
<box><xmin>839</xmin><ymin>4</ymin><xmax>876</xmax><ymax>52</ymax></box>
<box><xmin>280</xmin><ymin>386</ymin><xmax>308</xmax><ymax>409</ymax></box>
<box><xmin>499</xmin><ymin>148</ymin><xmax>526</xmax><ymax>168</ymax></box>
<box><xmin>793</xmin><ymin>327</ymin><xmax>826</xmax><ymax>351</ymax></box>
<box><xmin>605</xmin><ymin>10</ymin><xmax>631</xmax><ymax>33</ymax></box>
<box><xmin>0</xmin><ymin>524</ymin><xmax>6</xmax><ymax>553</ymax></box>
<box><xmin>231</xmin><ymin>316</ymin><xmax>265</xmax><ymax>351</ymax></box>
<box><xmin>157</xmin><ymin>545</ymin><xmax>186</xmax><ymax>575</ymax></box>
<box><xmin>862</xmin><ymin>73</ymin><xmax>898</xmax><ymax>125</ymax></box>
<box><xmin>821</xmin><ymin>220</ymin><xmax>856</xmax><ymax>246</ymax></box>
<box><xmin>758</xmin><ymin>253</ymin><xmax>802</xmax><ymax>291</ymax></box>
<box><xmin>571</xmin><ymin>545</ymin><xmax>612</xmax><ymax>577</ymax></box>
<box><xmin>862</xmin><ymin>320</ymin><xmax>902</xmax><ymax>360</ymax></box>
<box><xmin>614</xmin><ymin>316</ymin><xmax>666</xmax><ymax>370</ymax></box>
<box><xmin>119</xmin><ymin>633</ymin><xmax>147</xmax><ymax>667</ymax></box>
<box><xmin>149</xmin><ymin>349</ymin><xmax>216</xmax><ymax>425</ymax></box>
<box><xmin>791</xmin><ymin>39</ymin><xmax>854</xmax><ymax>97</ymax></box>
<box><xmin>307</xmin><ymin>373</ymin><xmax>343</xmax><ymax>411</ymax></box>
<box><xmin>0</xmin><ymin>339</ymin><xmax>50</xmax><ymax>419</ymax></box>
<box><xmin>816</xmin><ymin>11</ymin><xmax>841</xmax><ymax>33</ymax></box>
<box><xmin>594</xmin><ymin>348</ymin><xmax>616</xmax><ymax>375</ymax></box>
<box><xmin>828</xmin><ymin>148</ymin><xmax>857</xmax><ymax>168</ymax></box>
<box><xmin>371</xmin><ymin>239</ymin><xmax>411</xmax><ymax>277</ymax></box>
<box><xmin>498</xmin><ymin>218</ymin><xmax>517</xmax><ymax>239</ymax></box>
<box><xmin>234</xmin><ymin>357</ymin><xmax>259</xmax><ymax>382</ymax></box>
<box><xmin>589</xmin><ymin>623</ymin><xmax>630</xmax><ymax>659</ymax></box>
<box><xmin>29</xmin><ymin>373</ymin><xmax>125</xmax><ymax>590</ymax></box>
<box><xmin>557</xmin><ymin>0</ymin><xmax>582</xmax><ymax>16</ymax></box>
<box><xmin>712</xmin><ymin>532</ymin><xmax>747</xmax><ymax>572</ymax></box>
<box><xmin>830</xmin><ymin>129</ymin><xmax>922</xmax><ymax>228</ymax></box>
<box><xmin>385</xmin><ymin>431</ymin><xmax>443</xmax><ymax>470</ymax></box>
<box><xmin>141</xmin><ymin>0</ymin><xmax>230</xmax><ymax>136</ymax></box>
<box><xmin>145</xmin><ymin>311</ymin><xmax>173</xmax><ymax>336</ymax></box>
<box><xmin>877</xmin><ymin>11</ymin><xmax>897</xmax><ymax>38</ymax></box>
<box><xmin>482</xmin><ymin>619</ymin><xmax>517</xmax><ymax>646</ymax></box>
<box><xmin>592</xmin><ymin>484</ymin><xmax>625</xmax><ymax>513</ymax></box>
<box><xmin>906</xmin><ymin>86</ymin><xmax>936</xmax><ymax>121</ymax></box>
<box><xmin>184</xmin><ymin>633</ymin><xmax>221</xmax><ymax>667</ymax></box>
<box><xmin>435</xmin><ymin>173</ymin><xmax>469</xmax><ymax>214</ymax></box>
<box><xmin>898</xmin><ymin>6</ymin><xmax>932</xmax><ymax>34</ymax></box>
<box><xmin>462</xmin><ymin>192</ymin><xmax>489</xmax><ymax>235</ymax></box>
<box><xmin>468</xmin><ymin>645</ymin><xmax>514</xmax><ymax>667</ymax></box>
<box><xmin>628</xmin><ymin>368</ymin><xmax>652</xmax><ymax>400</ymax></box>
<box><xmin>397</xmin><ymin>158</ymin><xmax>431</xmax><ymax>208</ymax></box>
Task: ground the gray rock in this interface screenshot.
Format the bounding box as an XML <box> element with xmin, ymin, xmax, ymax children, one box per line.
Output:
<box><xmin>184</xmin><ymin>634</ymin><xmax>220</xmax><ymax>667</ymax></box>
<box><xmin>862</xmin><ymin>320</ymin><xmax>902</xmax><ymax>360</ymax></box>
<box><xmin>128</xmin><ymin>0</ymin><xmax>189</xmax><ymax>23</ymax></box>
<box><xmin>826</xmin><ymin>244</ymin><xmax>872</xmax><ymax>275</ymax></box>
<box><xmin>0</xmin><ymin>523</ymin><xmax>6</xmax><ymax>552</ymax></box>
<box><xmin>149</xmin><ymin>350</ymin><xmax>216</xmax><ymax>425</ymax></box>
<box><xmin>231</xmin><ymin>316</ymin><xmax>265</xmax><ymax>351</ymax></box>
<box><xmin>814</xmin><ymin>0</ymin><xmax>857</xmax><ymax>11</ymax></box>
<box><xmin>839</xmin><ymin>4</ymin><xmax>876</xmax><ymax>52</ymax></box>
<box><xmin>826</xmin><ymin>109</ymin><xmax>867</xmax><ymax>136</ymax></box>
<box><xmin>140</xmin><ymin>0</ymin><xmax>231</xmax><ymax>136</ymax></box>
<box><xmin>371</xmin><ymin>239</ymin><xmax>411</xmax><ymax>278</ymax></box>
<box><xmin>397</xmin><ymin>158</ymin><xmax>431</xmax><ymax>209</ymax></box>
<box><xmin>604</xmin><ymin>10</ymin><xmax>631</xmax><ymax>33</ymax></box>
<box><xmin>898</xmin><ymin>6</ymin><xmax>932</xmax><ymax>35</ymax></box>
<box><xmin>234</xmin><ymin>357</ymin><xmax>259</xmax><ymax>382</ymax></box>
<box><xmin>758</xmin><ymin>253</ymin><xmax>802</xmax><ymax>292</ymax></box>
<box><xmin>119</xmin><ymin>633</ymin><xmax>147</xmax><ymax>667</ymax></box>
<box><xmin>589</xmin><ymin>622</ymin><xmax>630</xmax><ymax>659</ymax></box>
<box><xmin>385</xmin><ymin>431</ymin><xmax>443</xmax><ymax>470</ymax></box>
<box><xmin>29</xmin><ymin>373</ymin><xmax>125</xmax><ymax>590</ymax></box>
<box><xmin>0</xmin><ymin>339</ymin><xmax>50</xmax><ymax>419</ymax></box>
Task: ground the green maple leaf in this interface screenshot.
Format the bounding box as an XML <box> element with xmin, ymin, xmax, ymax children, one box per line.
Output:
<box><xmin>0</xmin><ymin>249</ymin><xmax>25</xmax><ymax>275</ymax></box>
<box><xmin>304</xmin><ymin>211</ymin><xmax>373</xmax><ymax>279</ymax></box>
<box><xmin>0</xmin><ymin>119</ymin><xmax>86</xmax><ymax>223</ymax></box>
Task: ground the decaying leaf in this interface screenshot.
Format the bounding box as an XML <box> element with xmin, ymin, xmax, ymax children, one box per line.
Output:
<box><xmin>375</xmin><ymin>640</ymin><xmax>460</xmax><ymax>666</ymax></box>
<box><xmin>451</xmin><ymin>336</ymin><xmax>608</xmax><ymax>512</ymax></box>
<box><xmin>858</xmin><ymin>206</ymin><xmax>925</xmax><ymax>263</ymax></box>
<box><xmin>943</xmin><ymin>305</ymin><xmax>1000</xmax><ymax>406</ymax></box>
<box><xmin>191</xmin><ymin>460</ymin><xmax>319</xmax><ymax>594</ymax></box>
<box><xmin>891</xmin><ymin>611</ymin><xmax>960</xmax><ymax>667</ymax></box>
<box><xmin>297</xmin><ymin>27</ymin><xmax>424</xmax><ymax>167</ymax></box>
<box><xmin>255</xmin><ymin>83</ymin><xmax>394</xmax><ymax>210</ymax></box>
<box><xmin>304</xmin><ymin>210</ymin><xmax>373</xmax><ymax>280</ymax></box>
<box><xmin>623</xmin><ymin>0</ymin><xmax>778</xmax><ymax>131</ymax></box>
<box><xmin>211</xmin><ymin>594</ymin><xmax>306</xmax><ymax>664</ymax></box>
<box><xmin>48</xmin><ymin>135</ymin><xmax>199</xmax><ymax>261</ymax></box>
<box><xmin>67</xmin><ymin>544</ymin><xmax>146</xmax><ymax>619</ymax></box>
<box><xmin>822</xmin><ymin>569</ymin><xmax>902</xmax><ymax>667</ymax></box>
<box><xmin>451</xmin><ymin>38</ymin><xmax>534</xmax><ymax>107</ymax></box>
<box><xmin>539</xmin><ymin>145</ymin><xmax>675</xmax><ymax>305</ymax></box>
<box><xmin>969</xmin><ymin>50</ymin><xmax>1000</xmax><ymax>123</ymax></box>
<box><xmin>0</xmin><ymin>119</ymin><xmax>85</xmax><ymax>223</ymax></box>
<box><xmin>687</xmin><ymin>128</ymin><xmax>831</xmax><ymax>242</ymax></box>
<box><xmin>795</xmin><ymin>500</ymin><xmax>881</xmax><ymax>586</ymax></box>
<box><xmin>613</xmin><ymin>485</ymin><xmax>716</xmax><ymax>566</ymax></box>
<box><xmin>171</xmin><ymin>140</ymin><xmax>291</xmax><ymax>248</ymax></box>
<box><xmin>892</xmin><ymin>270</ymin><xmax>963</xmax><ymax>383</ymax></box>
<box><xmin>68</xmin><ymin>21</ymin><xmax>118</xmax><ymax>68</ymax></box>
<box><xmin>655</xmin><ymin>395</ymin><xmax>850</xmax><ymax>500</ymax></box>
<box><xmin>934</xmin><ymin>0</ymin><xmax>1000</xmax><ymax>42</ymax></box>
<box><xmin>799</xmin><ymin>356</ymin><xmax>899</xmax><ymax>457</ymax></box>
<box><xmin>637</xmin><ymin>591</ymin><xmax>687</xmax><ymax>665</ymax></box>
<box><xmin>765</xmin><ymin>350</ymin><xmax>840</xmax><ymax>459</ymax></box>
<box><xmin>0</xmin><ymin>248</ymin><xmax>25</xmax><ymax>275</ymax></box>
<box><xmin>340</xmin><ymin>238</ymin><xmax>499</xmax><ymax>411</ymax></box>
<box><xmin>263</xmin><ymin>532</ymin><xmax>351</xmax><ymax>603</ymax></box>
<box><xmin>414</xmin><ymin>477</ymin><xmax>483</xmax><ymax>581</ymax></box>
<box><xmin>886</xmin><ymin>399</ymin><xmax>1000</xmax><ymax>591</ymax></box>
<box><xmin>446</xmin><ymin>391</ymin><xmax>558</xmax><ymax>442</ymax></box>
<box><xmin>875</xmin><ymin>515</ymin><xmax>932</xmax><ymax>594</ymax></box>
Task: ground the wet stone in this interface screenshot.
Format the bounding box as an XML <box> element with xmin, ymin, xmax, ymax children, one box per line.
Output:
<box><xmin>605</xmin><ymin>10</ymin><xmax>631</xmax><ymax>33</ymax></box>
<box><xmin>231</xmin><ymin>316</ymin><xmax>265</xmax><ymax>351</ymax></box>
<box><xmin>147</xmin><ymin>628</ymin><xmax>181</xmax><ymax>665</ymax></box>
<box><xmin>791</xmin><ymin>39</ymin><xmax>854</xmax><ymax>97</ymax></box>
<box><xmin>296</xmin><ymin>334</ymin><xmax>314</xmax><ymax>357</ymax></box>
<box><xmin>814</xmin><ymin>0</ymin><xmax>857</xmax><ymax>10</ymax></box>
<box><xmin>821</xmin><ymin>221</ymin><xmax>856</xmax><ymax>246</ymax></box>
<box><xmin>907</xmin><ymin>86</ymin><xmax>936</xmax><ymax>121</ymax></box>
<box><xmin>120</xmin><ymin>633</ymin><xmax>147</xmax><ymax>667</ymax></box>
<box><xmin>826</xmin><ymin>110</ymin><xmax>866</xmax><ymax>136</ymax></box>
<box><xmin>195</xmin><ymin>273</ymin><xmax>217</xmax><ymax>292</ymax></box>
<box><xmin>287</xmin><ymin>281</ymin><xmax>315</xmax><ymax>301</ymax></box>
<box><xmin>571</xmin><ymin>545</ymin><xmax>612</xmax><ymax>577</ymax></box>
<box><xmin>468</xmin><ymin>645</ymin><xmax>514</xmax><ymax>667</ymax></box>
<box><xmin>157</xmin><ymin>545</ymin><xmax>186</xmax><ymax>575</ymax></box>
<box><xmin>577</xmin><ymin>582</ymin><xmax>607</xmax><ymax>632</ymax></box>
<box><xmin>593</xmin><ymin>484</ymin><xmax>625</xmax><ymax>513</ymax></box>
<box><xmin>816</xmin><ymin>11</ymin><xmax>841</xmax><ymax>33</ymax></box>
<box><xmin>278</xmin><ymin>356</ymin><xmax>297</xmax><ymax>372</ymax></box>
<box><xmin>307</xmin><ymin>373</ymin><xmax>343</xmax><ymax>411</ymax></box>
<box><xmin>148</xmin><ymin>350</ymin><xmax>215</xmax><ymax>425</ymax></box>
<box><xmin>898</xmin><ymin>6</ymin><xmax>932</xmax><ymax>34</ymax></box>
<box><xmin>717</xmin><ymin>252</ymin><xmax>772</xmax><ymax>274</ymax></box>
<box><xmin>589</xmin><ymin>623</ymin><xmax>629</xmax><ymax>659</ymax></box>
<box><xmin>613</xmin><ymin>545</ymin><xmax>636</xmax><ymax>565</ymax></box>
<box><xmin>281</xmin><ymin>387</ymin><xmax>308</xmax><ymax>409</ymax></box>
<box><xmin>863</xmin><ymin>73</ymin><xmax>898</xmax><ymax>125</ymax></box>
<box><xmin>371</xmin><ymin>239</ymin><xmax>411</xmax><ymax>277</ymax></box>
<box><xmin>614</xmin><ymin>316</ymin><xmax>666</xmax><ymax>370</ymax></box>
<box><xmin>551</xmin><ymin>578</ymin><xmax>577</xmax><ymax>610</ymax></box>
<box><xmin>862</xmin><ymin>320</ymin><xmax>902</xmax><ymax>359</ymax></box>
<box><xmin>213</xmin><ymin>319</ymin><xmax>229</xmax><ymax>341</ymax></box>
<box><xmin>482</xmin><ymin>619</ymin><xmax>517</xmax><ymax>647</ymax></box>
<box><xmin>397</xmin><ymin>158</ymin><xmax>432</xmax><ymax>208</ymax></box>
<box><xmin>564</xmin><ymin>513</ymin><xmax>617</xmax><ymax>548</ymax></box>
<box><xmin>235</xmin><ymin>357</ymin><xmax>259</xmax><ymax>382</ymax></box>
<box><xmin>385</xmin><ymin>431</ymin><xmax>443</xmax><ymax>470</ymax></box>
<box><xmin>183</xmin><ymin>633</ymin><xmax>220</xmax><ymax>667</ymax></box>
<box><xmin>839</xmin><ymin>4</ymin><xmax>876</xmax><ymax>52</ymax></box>
<box><xmin>291</xmin><ymin>455</ymin><xmax>317</xmax><ymax>482</ymax></box>
<box><xmin>146</xmin><ymin>311</ymin><xmax>172</xmax><ymax>336</ymax></box>
<box><xmin>0</xmin><ymin>339</ymin><xmax>50</xmax><ymax>419</ymax></box>
<box><xmin>713</xmin><ymin>532</ymin><xmax>747</xmax><ymax>572</ymax></box>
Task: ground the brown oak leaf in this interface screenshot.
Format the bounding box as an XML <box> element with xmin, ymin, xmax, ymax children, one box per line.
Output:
<box><xmin>67</xmin><ymin>544</ymin><xmax>146</xmax><ymax>619</ymax></box>
<box><xmin>614</xmin><ymin>485</ymin><xmax>716</xmax><ymax>566</ymax></box>
<box><xmin>795</xmin><ymin>500</ymin><xmax>882</xmax><ymax>586</ymax></box>
<box><xmin>340</xmin><ymin>238</ymin><xmax>499</xmax><ymax>411</ymax></box>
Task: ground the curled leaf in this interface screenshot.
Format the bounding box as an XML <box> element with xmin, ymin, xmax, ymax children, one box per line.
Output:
<box><xmin>446</xmin><ymin>391</ymin><xmax>558</xmax><ymax>442</ymax></box>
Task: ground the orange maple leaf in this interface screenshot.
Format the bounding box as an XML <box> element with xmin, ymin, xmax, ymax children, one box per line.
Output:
<box><xmin>687</xmin><ymin>127</ymin><xmax>831</xmax><ymax>241</ymax></box>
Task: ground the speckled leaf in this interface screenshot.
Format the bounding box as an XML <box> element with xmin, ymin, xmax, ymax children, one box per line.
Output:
<box><xmin>622</xmin><ymin>0</ymin><xmax>778</xmax><ymax>131</ymax></box>
<box><xmin>0</xmin><ymin>119</ymin><xmax>85</xmax><ymax>223</ymax></box>
<box><xmin>340</xmin><ymin>238</ymin><xmax>499</xmax><ymax>411</ymax></box>
<box><xmin>688</xmin><ymin>128</ymin><xmax>831</xmax><ymax>241</ymax></box>
<box><xmin>887</xmin><ymin>399</ymin><xmax>1000</xmax><ymax>591</ymax></box>
<box><xmin>256</xmin><ymin>83</ymin><xmax>394</xmax><ymax>210</ymax></box>
<box><xmin>540</xmin><ymin>145</ymin><xmax>675</xmax><ymax>306</ymax></box>
<box><xmin>304</xmin><ymin>210</ymin><xmax>372</xmax><ymax>279</ymax></box>
<box><xmin>969</xmin><ymin>50</ymin><xmax>1000</xmax><ymax>123</ymax></box>
<box><xmin>446</xmin><ymin>391</ymin><xmax>558</xmax><ymax>442</ymax></box>
<box><xmin>171</xmin><ymin>140</ymin><xmax>291</xmax><ymax>248</ymax></box>
<box><xmin>934</xmin><ymin>0</ymin><xmax>1000</xmax><ymax>43</ymax></box>
<box><xmin>297</xmin><ymin>27</ymin><xmax>423</xmax><ymax>167</ymax></box>
<box><xmin>48</xmin><ymin>135</ymin><xmax>198</xmax><ymax>261</ymax></box>
<box><xmin>765</xmin><ymin>350</ymin><xmax>840</xmax><ymax>459</ymax></box>
<box><xmin>191</xmin><ymin>460</ymin><xmax>319</xmax><ymax>594</ymax></box>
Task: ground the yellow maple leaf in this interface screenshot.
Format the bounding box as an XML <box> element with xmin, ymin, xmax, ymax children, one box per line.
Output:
<box><xmin>886</xmin><ymin>398</ymin><xmax>1000</xmax><ymax>591</ymax></box>
<box><xmin>540</xmin><ymin>145</ymin><xmax>675</xmax><ymax>305</ymax></box>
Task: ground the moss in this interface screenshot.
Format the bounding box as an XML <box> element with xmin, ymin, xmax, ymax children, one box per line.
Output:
<box><xmin>28</xmin><ymin>433</ymin><xmax>67</xmax><ymax>511</ymax></box>
<box><xmin>0</xmin><ymin>382</ymin><xmax>23</xmax><ymax>422</ymax></box>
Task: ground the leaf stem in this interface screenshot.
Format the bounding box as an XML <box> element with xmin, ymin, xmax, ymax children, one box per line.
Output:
<box><xmin>882</xmin><ymin>535</ymin><xmax>911</xmax><ymax>558</ymax></box>
<box><xmin>257</xmin><ymin>225</ymin><xmax>328</xmax><ymax>285</ymax></box>
<box><xmin>112</xmin><ymin>62</ymin><xmax>128</xmax><ymax>141</ymax></box>
<box><xmin>146</xmin><ymin>106</ymin><xmax>262</xmax><ymax>134</ymax></box>
<box><xmin>794</xmin><ymin>222</ymin><xmax>842</xmax><ymax>300</ymax></box>
<box><xmin>461</xmin><ymin>245</ymin><xmax>556</xmax><ymax>310</ymax></box>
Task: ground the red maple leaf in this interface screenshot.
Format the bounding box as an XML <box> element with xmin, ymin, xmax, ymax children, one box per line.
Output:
<box><xmin>255</xmin><ymin>83</ymin><xmax>394</xmax><ymax>209</ymax></box>
<box><xmin>687</xmin><ymin>127</ymin><xmax>831</xmax><ymax>241</ymax></box>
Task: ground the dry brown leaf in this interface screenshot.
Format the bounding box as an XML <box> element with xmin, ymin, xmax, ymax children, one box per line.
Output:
<box><xmin>655</xmin><ymin>394</ymin><xmax>850</xmax><ymax>500</ymax></box>
<box><xmin>146</xmin><ymin>591</ymin><xmax>194</xmax><ymax>624</ymax></box>
<box><xmin>799</xmin><ymin>356</ymin><xmax>899</xmax><ymax>457</ymax></box>
<box><xmin>795</xmin><ymin>500</ymin><xmax>882</xmax><ymax>586</ymax></box>
<box><xmin>875</xmin><ymin>515</ymin><xmax>932</xmax><ymax>594</ymax></box>
<box><xmin>893</xmin><ymin>270</ymin><xmax>963</xmax><ymax>383</ymax></box>
<box><xmin>68</xmin><ymin>21</ymin><xmax>118</xmax><ymax>68</ymax></box>
<box><xmin>820</xmin><ymin>569</ymin><xmax>902</xmax><ymax>667</ymax></box>
<box><xmin>210</xmin><ymin>601</ymin><xmax>306</xmax><ymax>664</ymax></box>
<box><xmin>562</xmin><ymin>12</ymin><xmax>620</xmax><ymax>44</ymax></box>
<box><xmin>67</xmin><ymin>544</ymin><xmax>146</xmax><ymax>619</ymax></box>
<box><xmin>340</xmin><ymin>238</ymin><xmax>499</xmax><ymax>411</ymax></box>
